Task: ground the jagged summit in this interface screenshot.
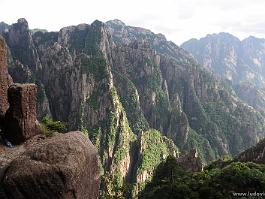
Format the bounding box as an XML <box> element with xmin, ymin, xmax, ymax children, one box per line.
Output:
<box><xmin>207</xmin><ymin>32</ymin><xmax>239</xmax><ymax>39</ymax></box>
<box><xmin>182</xmin><ymin>32</ymin><xmax>265</xmax><ymax>48</ymax></box>
<box><xmin>106</xmin><ymin>19</ymin><xmax>167</xmax><ymax>41</ymax></box>
<box><xmin>0</xmin><ymin>18</ymin><xmax>28</xmax><ymax>32</ymax></box>
<box><xmin>242</xmin><ymin>35</ymin><xmax>265</xmax><ymax>45</ymax></box>
<box><xmin>0</xmin><ymin>22</ymin><xmax>9</xmax><ymax>32</ymax></box>
<box><xmin>106</xmin><ymin>19</ymin><xmax>126</xmax><ymax>26</ymax></box>
<box><xmin>183</xmin><ymin>32</ymin><xmax>242</xmax><ymax>44</ymax></box>
<box><xmin>181</xmin><ymin>30</ymin><xmax>265</xmax><ymax>117</ymax></box>
<box><xmin>17</xmin><ymin>18</ymin><xmax>28</xmax><ymax>25</ymax></box>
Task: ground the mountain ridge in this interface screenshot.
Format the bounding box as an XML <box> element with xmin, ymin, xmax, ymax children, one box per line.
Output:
<box><xmin>181</xmin><ymin>32</ymin><xmax>265</xmax><ymax>116</ymax></box>
<box><xmin>1</xmin><ymin>18</ymin><xmax>265</xmax><ymax>198</ymax></box>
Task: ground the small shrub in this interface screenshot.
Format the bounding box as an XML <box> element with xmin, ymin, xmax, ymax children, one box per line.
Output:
<box><xmin>42</xmin><ymin>116</ymin><xmax>67</xmax><ymax>133</ymax></box>
<box><xmin>40</xmin><ymin>124</ymin><xmax>54</xmax><ymax>137</ymax></box>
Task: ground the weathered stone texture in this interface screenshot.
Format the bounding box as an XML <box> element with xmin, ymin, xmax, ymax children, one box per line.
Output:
<box><xmin>4</xmin><ymin>83</ymin><xmax>38</xmax><ymax>144</ymax></box>
<box><xmin>0</xmin><ymin>36</ymin><xmax>10</xmax><ymax>117</ymax></box>
<box><xmin>235</xmin><ymin>138</ymin><xmax>265</xmax><ymax>164</ymax></box>
<box><xmin>0</xmin><ymin>132</ymin><xmax>100</xmax><ymax>199</ymax></box>
<box><xmin>177</xmin><ymin>149</ymin><xmax>203</xmax><ymax>172</ymax></box>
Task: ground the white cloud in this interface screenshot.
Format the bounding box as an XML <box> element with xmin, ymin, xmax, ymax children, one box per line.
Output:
<box><xmin>1</xmin><ymin>0</ymin><xmax>265</xmax><ymax>45</ymax></box>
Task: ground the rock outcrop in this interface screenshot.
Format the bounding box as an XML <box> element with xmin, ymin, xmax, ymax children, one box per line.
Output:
<box><xmin>0</xmin><ymin>22</ymin><xmax>9</xmax><ymax>33</ymax></box>
<box><xmin>3</xmin><ymin>18</ymin><xmax>40</xmax><ymax>72</ymax></box>
<box><xmin>177</xmin><ymin>149</ymin><xmax>203</xmax><ymax>172</ymax></box>
<box><xmin>3</xmin><ymin>83</ymin><xmax>39</xmax><ymax>144</ymax></box>
<box><xmin>135</xmin><ymin>130</ymin><xmax>179</xmax><ymax>185</ymax></box>
<box><xmin>235</xmin><ymin>138</ymin><xmax>265</xmax><ymax>164</ymax></box>
<box><xmin>0</xmin><ymin>132</ymin><xmax>100</xmax><ymax>199</ymax></box>
<box><xmin>0</xmin><ymin>36</ymin><xmax>11</xmax><ymax>118</ymax></box>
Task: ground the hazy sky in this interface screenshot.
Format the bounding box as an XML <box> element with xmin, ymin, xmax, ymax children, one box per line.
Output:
<box><xmin>1</xmin><ymin>0</ymin><xmax>265</xmax><ymax>45</ymax></box>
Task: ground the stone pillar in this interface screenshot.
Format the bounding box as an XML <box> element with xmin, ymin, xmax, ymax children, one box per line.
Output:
<box><xmin>177</xmin><ymin>149</ymin><xmax>203</xmax><ymax>172</ymax></box>
<box><xmin>4</xmin><ymin>83</ymin><xmax>38</xmax><ymax>144</ymax></box>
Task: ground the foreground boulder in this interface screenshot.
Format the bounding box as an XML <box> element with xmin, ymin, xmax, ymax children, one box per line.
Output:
<box><xmin>3</xmin><ymin>83</ymin><xmax>39</xmax><ymax>144</ymax></box>
<box><xmin>0</xmin><ymin>131</ymin><xmax>100</xmax><ymax>199</ymax></box>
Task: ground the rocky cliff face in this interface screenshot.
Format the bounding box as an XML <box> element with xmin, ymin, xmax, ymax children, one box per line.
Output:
<box><xmin>107</xmin><ymin>20</ymin><xmax>265</xmax><ymax>161</ymax></box>
<box><xmin>5</xmin><ymin>19</ymin><xmax>180</xmax><ymax>196</ymax></box>
<box><xmin>4</xmin><ymin>18</ymin><xmax>41</xmax><ymax>73</ymax></box>
<box><xmin>0</xmin><ymin>36</ymin><xmax>11</xmax><ymax>117</ymax></box>
<box><xmin>181</xmin><ymin>33</ymin><xmax>265</xmax><ymax>115</ymax></box>
<box><xmin>181</xmin><ymin>33</ymin><xmax>265</xmax><ymax>86</ymax></box>
<box><xmin>2</xmin><ymin>19</ymin><xmax>265</xmax><ymax>197</ymax></box>
<box><xmin>0</xmin><ymin>32</ymin><xmax>100</xmax><ymax>199</ymax></box>
<box><xmin>235</xmin><ymin>138</ymin><xmax>265</xmax><ymax>164</ymax></box>
<box><xmin>0</xmin><ymin>22</ymin><xmax>9</xmax><ymax>33</ymax></box>
<box><xmin>177</xmin><ymin>149</ymin><xmax>202</xmax><ymax>172</ymax></box>
<box><xmin>2</xmin><ymin>19</ymin><xmax>51</xmax><ymax>119</ymax></box>
<box><xmin>234</xmin><ymin>83</ymin><xmax>265</xmax><ymax>116</ymax></box>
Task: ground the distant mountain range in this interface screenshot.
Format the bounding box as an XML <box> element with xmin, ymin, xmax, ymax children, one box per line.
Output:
<box><xmin>181</xmin><ymin>33</ymin><xmax>265</xmax><ymax>115</ymax></box>
<box><xmin>1</xmin><ymin>19</ymin><xmax>265</xmax><ymax>198</ymax></box>
<box><xmin>182</xmin><ymin>32</ymin><xmax>265</xmax><ymax>87</ymax></box>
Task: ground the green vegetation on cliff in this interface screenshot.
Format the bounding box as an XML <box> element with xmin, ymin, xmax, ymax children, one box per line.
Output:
<box><xmin>113</xmin><ymin>70</ymin><xmax>149</xmax><ymax>134</ymax></box>
<box><xmin>68</xmin><ymin>21</ymin><xmax>102</xmax><ymax>56</ymax></box>
<box><xmin>133</xmin><ymin>129</ymin><xmax>178</xmax><ymax>195</ymax></box>
<box><xmin>136</xmin><ymin>129</ymin><xmax>178</xmax><ymax>177</ymax></box>
<box><xmin>81</xmin><ymin>55</ymin><xmax>108</xmax><ymax>81</ymax></box>
<box><xmin>42</xmin><ymin>116</ymin><xmax>66</xmax><ymax>133</ymax></box>
<box><xmin>185</xmin><ymin>129</ymin><xmax>215</xmax><ymax>163</ymax></box>
<box><xmin>140</xmin><ymin>157</ymin><xmax>265</xmax><ymax>199</ymax></box>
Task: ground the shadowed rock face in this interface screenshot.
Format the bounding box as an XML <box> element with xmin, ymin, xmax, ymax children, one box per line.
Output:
<box><xmin>3</xmin><ymin>83</ymin><xmax>38</xmax><ymax>144</ymax></box>
<box><xmin>235</xmin><ymin>138</ymin><xmax>265</xmax><ymax>164</ymax></box>
<box><xmin>0</xmin><ymin>36</ymin><xmax>10</xmax><ymax>117</ymax></box>
<box><xmin>177</xmin><ymin>149</ymin><xmax>203</xmax><ymax>172</ymax></box>
<box><xmin>0</xmin><ymin>132</ymin><xmax>100</xmax><ymax>199</ymax></box>
<box><xmin>4</xmin><ymin>18</ymin><xmax>40</xmax><ymax>72</ymax></box>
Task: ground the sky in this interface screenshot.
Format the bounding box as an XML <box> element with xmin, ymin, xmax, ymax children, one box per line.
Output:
<box><xmin>1</xmin><ymin>0</ymin><xmax>265</xmax><ymax>45</ymax></box>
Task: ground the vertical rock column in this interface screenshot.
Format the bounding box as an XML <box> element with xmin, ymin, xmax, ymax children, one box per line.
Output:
<box><xmin>4</xmin><ymin>83</ymin><xmax>38</xmax><ymax>144</ymax></box>
<box><xmin>177</xmin><ymin>149</ymin><xmax>203</xmax><ymax>172</ymax></box>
